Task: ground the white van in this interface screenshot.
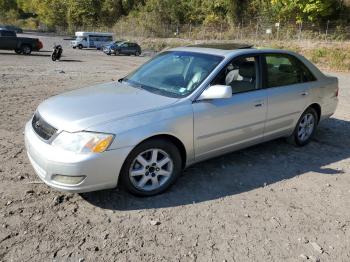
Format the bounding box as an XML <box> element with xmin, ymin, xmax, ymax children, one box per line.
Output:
<box><xmin>70</xmin><ymin>32</ymin><xmax>113</xmax><ymax>49</ymax></box>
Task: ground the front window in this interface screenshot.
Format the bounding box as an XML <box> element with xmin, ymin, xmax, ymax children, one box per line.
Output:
<box><xmin>75</xmin><ymin>37</ymin><xmax>87</xmax><ymax>41</ymax></box>
<box><xmin>123</xmin><ymin>51</ymin><xmax>223</xmax><ymax>98</ymax></box>
<box><xmin>212</xmin><ymin>56</ymin><xmax>258</xmax><ymax>94</ymax></box>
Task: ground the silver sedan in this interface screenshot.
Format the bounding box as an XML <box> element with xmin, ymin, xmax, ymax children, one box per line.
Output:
<box><xmin>24</xmin><ymin>45</ymin><xmax>338</xmax><ymax>196</ymax></box>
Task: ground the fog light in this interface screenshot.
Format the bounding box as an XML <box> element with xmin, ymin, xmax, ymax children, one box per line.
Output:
<box><xmin>52</xmin><ymin>175</ymin><xmax>86</xmax><ymax>185</ymax></box>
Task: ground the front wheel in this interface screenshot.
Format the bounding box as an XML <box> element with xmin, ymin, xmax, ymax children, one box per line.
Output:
<box><xmin>120</xmin><ymin>139</ymin><xmax>182</xmax><ymax>196</ymax></box>
<box><xmin>135</xmin><ymin>51</ymin><xmax>140</xmax><ymax>56</ymax></box>
<box><xmin>51</xmin><ymin>53</ymin><xmax>57</xmax><ymax>61</ymax></box>
<box><xmin>78</xmin><ymin>44</ymin><xmax>83</xmax><ymax>49</ymax></box>
<box><xmin>288</xmin><ymin>107</ymin><xmax>318</xmax><ymax>146</ymax></box>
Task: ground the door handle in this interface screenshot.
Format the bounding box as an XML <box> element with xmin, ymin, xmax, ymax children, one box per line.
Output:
<box><xmin>300</xmin><ymin>91</ymin><xmax>309</xmax><ymax>96</ymax></box>
<box><xmin>254</xmin><ymin>102</ymin><xmax>264</xmax><ymax>107</ymax></box>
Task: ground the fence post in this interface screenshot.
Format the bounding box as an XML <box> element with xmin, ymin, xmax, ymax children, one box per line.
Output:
<box><xmin>298</xmin><ymin>21</ymin><xmax>303</xmax><ymax>41</ymax></box>
<box><xmin>325</xmin><ymin>20</ymin><xmax>330</xmax><ymax>41</ymax></box>
<box><xmin>220</xmin><ymin>23</ymin><xmax>223</xmax><ymax>40</ymax></box>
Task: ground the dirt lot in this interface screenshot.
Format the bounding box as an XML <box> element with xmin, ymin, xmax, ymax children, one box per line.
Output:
<box><xmin>0</xmin><ymin>34</ymin><xmax>350</xmax><ymax>262</ymax></box>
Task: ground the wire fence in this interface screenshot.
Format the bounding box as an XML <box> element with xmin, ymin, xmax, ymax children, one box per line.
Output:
<box><xmin>55</xmin><ymin>19</ymin><xmax>350</xmax><ymax>42</ymax></box>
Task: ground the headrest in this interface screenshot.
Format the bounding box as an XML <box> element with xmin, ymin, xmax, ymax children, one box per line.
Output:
<box><xmin>279</xmin><ymin>64</ymin><xmax>294</xmax><ymax>73</ymax></box>
<box><xmin>239</xmin><ymin>61</ymin><xmax>255</xmax><ymax>78</ymax></box>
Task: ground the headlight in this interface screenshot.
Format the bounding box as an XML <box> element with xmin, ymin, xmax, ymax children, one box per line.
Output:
<box><xmin>51</xmin><ymin>131</ymin><xmax>114</xmax><ymax>154</ymax></box>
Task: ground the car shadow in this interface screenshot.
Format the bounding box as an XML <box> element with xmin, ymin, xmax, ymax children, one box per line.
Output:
<box><xmin>0</xmin><ymin>52</ymin><xmax>51</xmax><ymax>57</ymax></box>
<box><xmin>81</xmin><ymin>117</ymin><xmax>350</xmax><ymax>210</ymax></box>
<box><xmin>58</xmin><ymin>59</ymin><xmax>83</xmax><ymax>62</ymax></box>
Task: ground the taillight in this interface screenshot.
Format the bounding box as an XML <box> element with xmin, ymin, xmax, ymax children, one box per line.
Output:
<box><xmin>37</xmin><ymin>40</ymin><xmax>43</xmax><ymax>50</ymax></box>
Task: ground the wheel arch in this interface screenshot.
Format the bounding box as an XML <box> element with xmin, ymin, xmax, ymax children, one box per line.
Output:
<box><xmin>130</xmin><ymin>134</ymin><xmax>187</xmax><ymax>169</ymax></box>
<box><xmin>308</xmin><ymin>103</ymin><xmax>321</xmax><ymax>123</ymax></box>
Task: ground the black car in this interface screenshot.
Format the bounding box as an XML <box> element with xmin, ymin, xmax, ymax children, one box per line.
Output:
<box><xmin>0</xmin><ymin>29</ymin><xmax>43</xmax><ymax>54</ymax></box>
<box><xmin>105</xmin><ymin>42</ymin><xmax>141</xmax><ymax>56</ymax></box>
<box><xmin>0</xmin><ymin>25</ymin><xmax>23</xmax><ymax>33</ymax></box>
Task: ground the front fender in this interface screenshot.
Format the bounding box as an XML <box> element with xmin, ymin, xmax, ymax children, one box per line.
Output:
<box><xmin>86</xmin><ymin>101</ymin><xmax>195</xmax><ymax>165</ymax></box>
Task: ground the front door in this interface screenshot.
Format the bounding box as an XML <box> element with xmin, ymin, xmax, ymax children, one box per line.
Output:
<box><xmin>193</xmin><ymin>55</ymin><xmax>268</xmax><ymax>161</ymax></box>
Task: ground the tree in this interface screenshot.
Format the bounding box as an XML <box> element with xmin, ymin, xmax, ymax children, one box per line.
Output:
<box><xmin>18</xmin><ymin>0</ymin><xmax>68</xmax><ymax>28</ymax></box>
<box><xmin>270</xmin><ymin>0</ymin><xmax>340</xmax><ymax>22</ymax></box>
<box><xmin>100</xmin><ymin>0</ymin><xmax>124</xmax><ymax>26</ymax></box>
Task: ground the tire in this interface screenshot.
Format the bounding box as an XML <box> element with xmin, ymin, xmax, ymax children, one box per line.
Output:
<box><xmin>73</xmin><ymin>46</ymin><xmax>76</xmax><ymax>49</ymax></box>
<box><xmin>135</xmin><ymin>51</ymin><xmax>140</xmax><ymax>56</ymax></box>
<box><xmin>51</xmin><ymin>53</ymin><xmax>57</xmax><ymax>61</ymax></box>
<box><xmin>21</xmin><ymin>45</ymin><xmax>32</xmax><ymax>55</ymax></box>
<box><xmin>115</xmin><ymin>50</ymin><xmax>120</xmax><ymax>55</ymax></box>
<box><xmin>14</xmin><ymin>49</ymin><xmax>22</xmax><ymax>54</ymax></box>
<box><xmin>120</xmin><ymin>138</ymin><xmax>182</xmax><ymax>196</ymax></box>
<box><xmin>287</xmin><ymin>107</ymin><xmax>318</xmax><ymax>146</ymax></box>
<box><xmin>78</xmin><ymin>44</ymin><xmax>83</xmax><ymax>49</ymax></box>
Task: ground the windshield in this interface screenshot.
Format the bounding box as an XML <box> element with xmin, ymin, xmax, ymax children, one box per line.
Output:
<box><xmin>123</xmin><ymin>51</ymin><xmax>223</xmax><ymax>98</ymax></box>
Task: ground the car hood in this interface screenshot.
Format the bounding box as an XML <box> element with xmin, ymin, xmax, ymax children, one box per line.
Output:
<box><xmin>37</xmin><ymin>82</ymin><xmax>178</xmax><ymax>132</ymax></box>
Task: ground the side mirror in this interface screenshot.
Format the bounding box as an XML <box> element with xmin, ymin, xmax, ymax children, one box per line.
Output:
<box><xmin>197</xmin><ymin>85</ymin><xmax>232</xmax><ymax>101</ymax></box>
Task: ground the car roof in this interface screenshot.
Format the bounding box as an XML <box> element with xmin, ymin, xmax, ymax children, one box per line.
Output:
<box><xmin>188</xmin><ymin>43</ymin><xmax>253</xmax><ymax>50</ymax></box>
<box><xmin>170</xmin><ymin>45</ymin><xmax>300</xmax><ymax>58</ymax></box>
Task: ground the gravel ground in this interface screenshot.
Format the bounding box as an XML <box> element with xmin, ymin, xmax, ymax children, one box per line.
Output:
<box><xmin>0</xmin><ymin>34</ymin><xmax>350</xmax><ymax>262</ymax></box>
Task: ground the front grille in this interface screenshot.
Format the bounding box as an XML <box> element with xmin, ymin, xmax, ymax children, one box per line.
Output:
<box><xmin>32</xmin><ymin>113</ymin><xmax>57</xmax><ymax>140</ymax></box>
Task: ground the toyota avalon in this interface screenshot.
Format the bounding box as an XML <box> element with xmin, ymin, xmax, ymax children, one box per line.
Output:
<box><xmin>24</xmin><ymin>44</ymin><xmax>338</xmax><ymax>196</ymax></box>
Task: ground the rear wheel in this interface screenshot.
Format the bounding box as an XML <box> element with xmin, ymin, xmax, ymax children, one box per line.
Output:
<box><xmin>120</xmin><ymin>139</ymin><xmax>182</xmax><ymax>196</ymax></box>
<box><xmin>14</xmin><ymin>49</ymin><xmax>22</xmax><ymax>54</ymax></box>
<box><xmin>288</xmin><ymin>107</ymin><xmax>318</xmax><ymax>146</ymax></box>
<box><xmin>21</xmin><ymin>45</ymin><xmax>31</xmax><ymax>55</ymax></box>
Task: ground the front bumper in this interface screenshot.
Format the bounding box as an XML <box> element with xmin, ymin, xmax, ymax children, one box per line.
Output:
<box><xmin>24</xmin><ymin>121</ymin><xmax>133</xmax><ymax>193</ymax></box>
<box><xmin>70</xmin><ymin>42</ymin><xmax>79</xmax><ymax>47</ymax></box>
<box><xmin>103</xmin><ymin>48</ymin><xmax>112</xmax><ymax>54</ymax></box>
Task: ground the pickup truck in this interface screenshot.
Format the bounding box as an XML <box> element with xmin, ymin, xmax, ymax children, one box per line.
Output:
<box><xmin>0</xmin><ymin>29</ymin><xmax>43</xmax><ymax>55</ymax></box>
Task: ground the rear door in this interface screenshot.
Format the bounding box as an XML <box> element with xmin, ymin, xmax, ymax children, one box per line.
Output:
<box><xmin>120</xmin><ymin>43</ymin><xmax>131</xmax><ymax>54</ymax></box>
<box><xmin>262</xmin><ymin>54</ymin><xmax>317</xmax><ymax>140</ymax></box>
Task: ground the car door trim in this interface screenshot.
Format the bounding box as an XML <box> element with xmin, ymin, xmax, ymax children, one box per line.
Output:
<box><xmin>197</xmin><ymin>119</ymin><xmax>266</xmax><ymax>140</ymax></box>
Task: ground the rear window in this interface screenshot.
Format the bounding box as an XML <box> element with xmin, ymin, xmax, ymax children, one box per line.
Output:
<box><xmin>264</xmin><ymin>54</ymin><xmax>316</xmax><ymax>88</ymax></box>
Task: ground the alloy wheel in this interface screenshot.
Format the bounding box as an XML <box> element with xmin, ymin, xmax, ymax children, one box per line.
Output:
<box><xmin>297</xmin><ymin>113</ymin><xmax>315</xmax><ymax>142</ymax></box>
<box><xmin>129</xmin><ymin>148</ymin><xmax>174</xmax><ymax>191</ymax></box>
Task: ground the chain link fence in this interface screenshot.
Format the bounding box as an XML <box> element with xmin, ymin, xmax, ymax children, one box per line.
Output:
<box><xmin>55</xmin><ymin>19</ymin><xmax>350</xmax><ymax>42</ymax></box>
